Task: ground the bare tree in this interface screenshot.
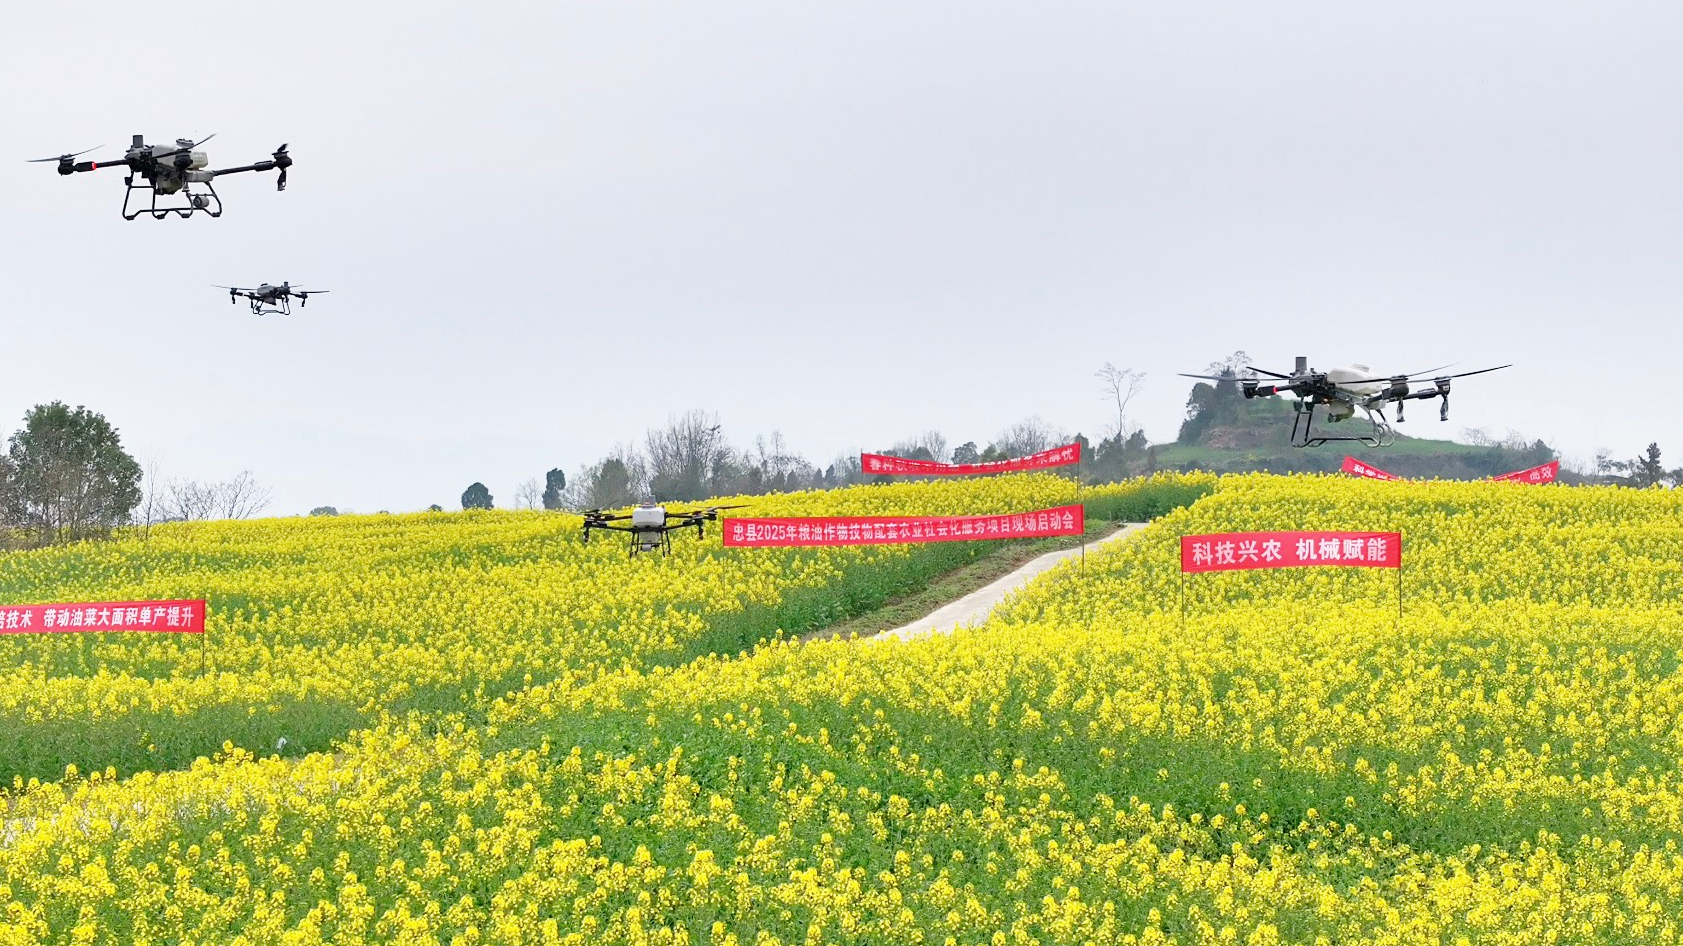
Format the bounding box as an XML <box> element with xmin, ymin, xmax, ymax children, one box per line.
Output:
<box><xmin>1097</xmin><ymin>363</ymin><xmax>1146</xmax><ymax>440</ymax></box>
<box><xmin>991</xmin><ymin>416</ymin><xmax>1067</xmax><ymax>459</ymax></box>
<box><xmin>513</xmin><ymin>478</ymin><xmax>543</xmax><ymax>510</ymax></box>
<box><xmin>217</xmin><ymin>471</ymin><xmax>272</xmax><ymax>519</ymax></box>
<box><xmin>135</xmin><ymin>458</ymin><xmax>165</xmax><ymax>538</ymax></box>
<box><xmin>164</xmin><ymin>479</ymin><xmax>221</xmax><ymax>521</ymax></box>
<box><xmin>162</xmin><ymin>471</ymin><xmax>272</xmax><ymax>522</ymax></box>
<box><xmin>645</xmin><ymin>410</ymin><xmax>731</xmax><ymax>502</ymax></box>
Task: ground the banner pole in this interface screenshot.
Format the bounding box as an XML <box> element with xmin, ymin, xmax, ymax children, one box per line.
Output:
<box><xmin>1078</xmin><ymin>476</ymin><xmax>1086</xmax><ymax>578</ymax></box>
<box><xmin>1396</xmin><ymin>537</ymin><xmax>1404</xmax><ymax>634</ymax></box>
<box><xmin>1179</xmin><ymin>541</ymin><xmax>1187</xmax><ymax>635</ymax></box>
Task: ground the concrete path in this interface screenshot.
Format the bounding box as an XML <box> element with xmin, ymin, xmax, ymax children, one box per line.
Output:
<box><xmin>870</xmin><ymin>523</ymin><xmax>1148</xmax><ymax>642</ymax></box>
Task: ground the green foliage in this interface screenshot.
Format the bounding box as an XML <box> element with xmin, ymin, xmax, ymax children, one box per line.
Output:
<box><xmin>1</xmin><ymin>401</ymin><xmax>142</xmax><ymax>547</ymax></box>
<box><xmin>309</xmin><ymin>506</ymin><xmax>339</xmax><ymax>517</ymax></box>
<box><xmin>461</xmin><ymin>482</ymin><xmax>493</xmax><ymax>510</ymax></box>
<box><xmin>542</xmin><ymin>468</ymin><xmax>567</xmax><ymax>510</ymax></box>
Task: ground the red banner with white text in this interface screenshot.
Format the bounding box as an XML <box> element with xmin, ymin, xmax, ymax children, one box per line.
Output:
<box><xmin>724</xmin><ymin>505</ymin><xmax>1084</xmax><ymax>548</ymax></box>
<box><xmin>1180</xmin><ymin>532</ymin><xmax>1401</xmax><ymax>573</ymax></box>
<box><xmin>862</xmin><ymin>443</ymin><xmax>1081</xmax><ymax>476</ymax></box>
<box><xmin>1491</xmin><ymin>460</ymin><xmax>1559</xmax><ymax>484</ymax></box>
<box><xmin>1341</xmin><ymin>457</ymin><xmax>1401</xmax><ymax>481</ymax></box>
<box><xmin>0</xmin><ymin>599</ymin><xmax>207</xmax><ymax>635</ymax></box>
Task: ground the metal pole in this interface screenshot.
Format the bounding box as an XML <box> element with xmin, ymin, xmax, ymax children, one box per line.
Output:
<box><xmin>1396</xmin><ymin>537</ymin><xmax>1404</xmax><ymax>634</ymax></box>
<box><xmin>1078</xmin><ymin>476</ymin><xmax>1086</xmax><ymax>577</ymax></box>
<box><xmin>1180</xmin><ymin>555</ymin><xmax>1187</xmax><ymax>635</ymax></box>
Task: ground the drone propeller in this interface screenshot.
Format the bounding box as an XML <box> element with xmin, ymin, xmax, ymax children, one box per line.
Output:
<box><xmin>27</xmin><ymin>146</ymin><xmax>101</xmax><ymax>164</ymax></box>
<box><xmin>1434</xmin><ymin>364</ymin><xmax>1511</xmax><ymax>380</ymax></box>
<box><xmin>272</xmin><ymin>144</ymin><xmax>290</xmax><ymax>191</ymax></box>
<box><xmin>1342</xmin><ymin>363</ymin><xmax>1459</xmax><ymax>385</ymax></box>
<box><xmin>152</xmin><ymin>134</ymin><xmax>216</xmax><ymax>162</ymax></box>
<box><xmin>1178</xmin><ymin>372</ymin><xmax>1249</xmax><ymax>383</ymax></box>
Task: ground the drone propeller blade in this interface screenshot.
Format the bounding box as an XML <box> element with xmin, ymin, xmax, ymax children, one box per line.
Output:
<box><xmin>1178</xmin><ymin>373</ymin><xmax>1239</xmax><ymax>382</ymax></box>
<box><xmin>1245</xmin><ymin>366</ymin><xmax>1296</xmax><ymax>380</ymax></box>
<box><xmin>1437</xmin><ymin>364</ymin><xmax>1511</xmax><ymax>380</ymax></box>
<box><xmin>1342</xmin><ymin>363</ymin><xmax>1461</xmax><ymax>384</ymax></box>
<box><xmin>27</xmin><ymin>146</ymin><xmax>101</xmax><ymax>163</ymax></box>
<box><xmin>152</xmin><ymin>134</ymin><xmax>216</xmax><ymax>160</ymax></box>
<box><xmin>1399</xmin><ymin>363</ymin><xmax>1455</xmax><ymax>378</ymax></box>
<box><xmin>708</xmin><ymin>504</ymin><xmax>750</xmax><ymax>511</ymax></box>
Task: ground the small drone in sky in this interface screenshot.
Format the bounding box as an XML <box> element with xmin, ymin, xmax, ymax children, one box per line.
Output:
<box><xmin>29</xmin><ymin>135</ymin><xmax>292</xmax><ymax>219</ymax></box>
<box><xmin>1180</xmin><ymin>356</ymin><xmax>1511</xmax><ymax>448</ymax></box>
<box><xmin>215</xmin><ymin>282</ymin><xmax>326</xmax><ymax>316</ymax></box>
<box><xmin>582</xmin><ymin>503</ymin><xmax>747</xmax><ymax>556</ymax></box>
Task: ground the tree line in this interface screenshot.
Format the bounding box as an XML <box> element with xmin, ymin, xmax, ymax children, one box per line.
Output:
<box><xmin>461</xmin><ymin>408</ymin><xmax>1162</xmax><ymax>513</ymax></box>
<box><xmin>0</xmin><ymin>402</ymin><xmax>273</xmax><ymax>549</ymax></box>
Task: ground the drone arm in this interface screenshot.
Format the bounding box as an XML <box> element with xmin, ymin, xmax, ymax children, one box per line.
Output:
<box><xmin>208</xmin><ymin>160</ymin><xmax>272</xmax><ymax>177</ymax></box>
<box><xmin>65</xmin><ymin>159</ymin><xmax>126</xmax><ymax>175</ymax></box>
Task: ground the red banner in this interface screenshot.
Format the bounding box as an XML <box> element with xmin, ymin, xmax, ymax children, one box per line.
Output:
<box><xmin>0</xmin><ymin>599</ymin><xmax>207</xmax><ymax>635</ymax></box>
<box><xmin>1341</xmin><ymin>456</ymin><xmax>1400</xmax><ymax>481</ymax></box>
<box><xmin>862</xmin><ymin>443</ymin><xmax>1081</xmax><ymax>477</ymax></box>
<box><xmin>1491</xmin><ymin>460</ymin><xmax>1559</xmax><ymax>484</ymax></box>
<box><xmin>724</xmin><ymin>505</ymin><xmax>1084</xmax><ymax>548</ymax></box>
<box><xmin>1180</xmin><ymin>532</ymin><xmax>1401</xmax><ymax>573</ymax></box>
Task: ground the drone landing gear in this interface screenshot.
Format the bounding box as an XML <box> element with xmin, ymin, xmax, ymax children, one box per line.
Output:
<box><xmin>1290</xmin><ymin>400</ymin><xmax>1396</xmax><ymax>449</ymax></box>
<box><xmin>121</xmin><ymin>177</ymin><xmax>222</xmax><ymax>220</ymax></box>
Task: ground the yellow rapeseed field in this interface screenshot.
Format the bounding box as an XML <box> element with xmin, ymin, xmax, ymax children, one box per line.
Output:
<box><xmin>7</xmin><ymin>472</ymin><xmax>1683</xmax><ymax>944</ymax></box>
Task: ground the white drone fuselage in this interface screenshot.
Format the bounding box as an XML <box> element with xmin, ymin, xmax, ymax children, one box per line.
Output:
<box><xmin>1321</xmin><ymin>364</ymin><xmax>1387</xmax><ymax>421</ymax></box>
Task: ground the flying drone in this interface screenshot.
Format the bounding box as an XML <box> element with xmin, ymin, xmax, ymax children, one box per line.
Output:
<box><xmin>582</xmin><ymin>503</ymin><xmax>747</xmax><ymax>556</ymax></box>
<box><xmin>29</xmin><ymin>135</ymin><xmax>292</xmax><ymax>219</ymax></box>
<box><xmin>1180</xmin><ymin>356</ymin><xmax>1511</xmax><ymax>448</ymax></box>
<box><xmin>215</xmin><ymin>282</ymin><xmax>327</xmax><ymax>316</ymax></box>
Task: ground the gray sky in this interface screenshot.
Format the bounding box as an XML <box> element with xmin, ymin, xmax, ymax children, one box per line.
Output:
<box><xmin>4</xmin><ymin>2</ymin><xmax>1680</xmax><ymax>513</ymax></box>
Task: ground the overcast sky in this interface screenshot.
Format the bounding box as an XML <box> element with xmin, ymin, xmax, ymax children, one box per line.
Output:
<box><xmin>4</xmin><ymin>2</ymin><xmax>1679</xmax><ymax>513</ymax></box>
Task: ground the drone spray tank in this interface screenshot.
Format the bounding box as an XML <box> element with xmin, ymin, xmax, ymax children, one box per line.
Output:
<box><xmin>630</xmin><ymin>504</ymin><xmax>667</xmax><ymax>554</ymax></box>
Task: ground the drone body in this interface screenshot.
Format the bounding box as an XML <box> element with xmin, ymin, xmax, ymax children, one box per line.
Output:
<box><xmin>30</xmin><ymin>135</ymin><xmax>292</xmax><ymax>219</ymax></box>
<box><xmin>1181</xmin><ymin>356</ymin><xmax>1510</xmax><ymax>448</ymax></box>
<box><xmin>581</xmin><ymin>503</ymin><xmax>746</xmax><ymax>556</ymax></box>
<box><xmin>215</xmin><ymin>282</ymin><xmax>327</xmax><ymax>316</ymax></box>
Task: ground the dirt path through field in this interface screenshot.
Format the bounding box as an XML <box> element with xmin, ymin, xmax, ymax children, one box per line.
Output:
<box><xmin>870</xmin><ymin>523</ymin><xmax>1147</xmax><ymax>642</ymax></box>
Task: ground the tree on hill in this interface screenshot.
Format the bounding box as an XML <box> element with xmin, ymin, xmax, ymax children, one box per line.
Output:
<box><xmin>646</xmin><ymin>411</ymin><xmax>731</xmax><ymax>502</ymax></box>
<box><xmin>513</xmin><ymin>479</ymin><xmax>542</xmax><ymax>510</ymax></box>
<box><xmin>575</xmin><ymin>452</ymin><xmax>641</xmax><ymax>510</ymax></box>
<box><xmin>461</xmin><ymin>482</ymin><xmax>493</xmax><ymax>509</ymax></box>
<box><xmin>1634</xmin><ymin>443</ymin><xmax>1668</xmax><ymax>488</ymax></box>
<box><xmin>541</xmin><ymin>468</ymin><xmax>567</xmax><ymax>510</ymax></box>
<box><xmin>310</xmin><ymin>506</ymin><xmax>339</xmax><ymax>517</ymax></box>
<box><xmin>1097</xmin><ymin>362</ymin><xmax>1145</xmax><ymax>440</ymax></box>
<box><xmin>1178</xmin><ymin>351</ymin><xmax>1256</xmax><ymax>445</ymax></box>
<box><xmin>1</xmin><ymin>402</ymin><xmax>142</xmax><ymax>547</ymax></box>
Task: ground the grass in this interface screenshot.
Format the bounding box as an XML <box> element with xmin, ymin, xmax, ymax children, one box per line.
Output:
<box><xmin>798</xmin><ymin>520</ymin><xmax>1123</xmax><ymax>642</ymax></box>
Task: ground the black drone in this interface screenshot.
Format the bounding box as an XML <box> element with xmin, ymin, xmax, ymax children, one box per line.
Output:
<box><xmin>29</xmin><ymin>135</ymin><xmax>292</xmax><ymax>219</ymax></box>
<box><xmin>215</xmin><ymin>282</ymin><xmax>327</xmax><ymax>316</ymax></box>
<box><xmin>1180</xmin><ymin>356</ymin><xmax>1511</xmax><ymax>448</ymax></box>
<box><xmin>582</xmin><ymin>503</ymin><xmax>746</xmax><ymax>556</ymax></box>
